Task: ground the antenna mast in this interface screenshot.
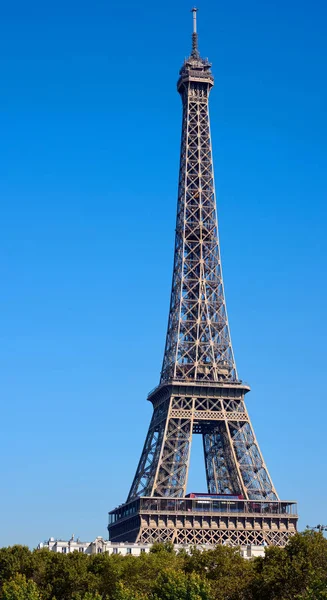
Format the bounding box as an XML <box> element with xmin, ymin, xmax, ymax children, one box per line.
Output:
<box><xmin>191</xmin><ymin>7</ymin><xmax>200</xmax><ymax>58</ymax></box>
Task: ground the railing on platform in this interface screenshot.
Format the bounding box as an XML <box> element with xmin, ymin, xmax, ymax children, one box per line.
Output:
<box><xmin>147</xmin><ymin>378</ymin><xmax>250</xmax><ymax>398</ymax></box>
<box><xmin>108</xmin><ymin>497</ymin><xmax>298</xmax><ymax>525</ymax></box>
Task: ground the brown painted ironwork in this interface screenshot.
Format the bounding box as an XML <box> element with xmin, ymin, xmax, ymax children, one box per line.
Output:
<box><xmin>108</xmin><ymin>9</ymin><xmax>298</xmax><ymax>547</ymax></box>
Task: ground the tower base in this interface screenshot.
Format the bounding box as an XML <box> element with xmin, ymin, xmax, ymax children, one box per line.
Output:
<box><xmin>108</xmin><ymin>496</ymin><xmax>298</xmax><ymax>547</ymax></box>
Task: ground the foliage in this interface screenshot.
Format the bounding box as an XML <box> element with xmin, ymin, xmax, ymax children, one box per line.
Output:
<box><xmin>249</xmin><ymin>531</ymin><xmax>327</xmax><ymax>600</ymax></box>
<box><xmin>152</xmin><ymin>571</ymin><xmax>211</xmax><ymax>600</ymax></box>
<box><xmin>184</xmin><ymin>545</ymin><xmax>253</xmax><ymax>600</ymax></box>
<box><xmin>0</xmin><ymin>533</ymin><xmax>327</xmax><ymax>600</ymax></box>
<box><xmin>1</xmin><ymin>574</ymin><xmax>41</xmax><ymax>600</ymax></box>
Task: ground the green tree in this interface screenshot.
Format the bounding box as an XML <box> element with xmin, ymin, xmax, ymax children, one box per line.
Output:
<box><xmin>184</xmin><ymin>545</ymin><xmax>253</xmax><ymax>600</ymax></box>
<box><xmin>1</xmin><ymin>574</ymin><xmax>40</xmax><ymax>600</ymax></box>
<box><xmin>113</xmin><ymin>581</ymin><xmax>146</xmax><ymax>600</ymax></box>
<box><xmin>0</xmin><ymin>547</ymin><xmax>33</xmax><ymax>585</ymax></box>
<box><xmin>296</xmin><ymin>581</ymin><xmax>327</xmax><ymax>600</ymax></box>
<box><xmin>152</xmin><ymin>571</ymin><xmax>212</xmax><ymax>600</ymax></box>
<box><xmin>150</xmin><ymin>543</ymin><xmax>175</xmax><ymax>555</ymax></box>
<box><xmin>76</xmin><ymin>593</ymin><xmax>105</xmax><ymax>600</ymax></box>
<box><xmin>37</xmin><ymin>551</ymin><xmax>99</xmax><ymax>600</ymax></box>
<box><xmin>89</xmin><ymin>548</ymin><xmax>181</xmax><ymax>599</ymax></box>
<box><xmin>250</xmin><ymin>532</ymin><xmax>327</xmax><ymax>600</ymax></box>
<box><xmin>87</xmin><ymin>553</ymin><xmax>127</xmax><ymax>599</ymax></box>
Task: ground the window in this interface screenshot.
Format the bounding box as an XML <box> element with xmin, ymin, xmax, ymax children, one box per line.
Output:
<box><xmin>79</xmin><ymin>548</ymin><xmax>84</xmax><ymax>553</ymax></box>
<box><xmin>113</xmin><ymin>548</ymin><xmax>118</xmax><ymax>554</ymax></box>
<box><xmin>140</xmin><ymin>549</ymin><xmax>145</xmax><ymax>553</ymax></box>
<box><xmin>62</xmin><ymin>547</ymin><xmax>67</xmax><ymax>554</ymax></box>
<box><xmin>126</xmin><ymin>548</ymin><xmax>132</xmax><ymax>554</ymax></box>
<box><xmin>97</xmin><ymin>548</ymin><xmax>102</xmax><ymax>554</ymax></box>
<box><xmin>195</xmin><ymin>500</ymin><xmax>210</xmax><ymax>512</ymax></box>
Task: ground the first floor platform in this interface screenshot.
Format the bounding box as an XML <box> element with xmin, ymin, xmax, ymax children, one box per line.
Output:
<box><xmin>108</xmin><ymin>496</ymin><xmax>298</xmax><ymax>547</ymax></box>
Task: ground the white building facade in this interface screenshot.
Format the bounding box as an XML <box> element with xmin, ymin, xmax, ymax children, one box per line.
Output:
<box><xmin>37</xmin><ymin>535</ymin><xmax>265</xmax><ymax>558</ymax></box>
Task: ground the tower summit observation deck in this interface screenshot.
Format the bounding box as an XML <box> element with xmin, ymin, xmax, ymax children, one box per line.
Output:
<box><xmin>108</xmin><ymin>9</ymin><xmax>298</xmax><ymax>547</ymax></box>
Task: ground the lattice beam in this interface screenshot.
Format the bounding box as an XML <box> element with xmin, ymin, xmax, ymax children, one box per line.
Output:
<box><xmin>109</xmin><ymin>11</ymin><xmax>297</xmax><ymax>549</ymax></box>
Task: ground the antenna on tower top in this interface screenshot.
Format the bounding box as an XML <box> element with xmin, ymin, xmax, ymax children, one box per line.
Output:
<box><xmin>192</xmin><ymin>7</ymin><xmax>198</xmax><ymax>33</ymax></box>
<box><xmin>191</xmin><ymin>7</ymin><xmax>200</xmax><ymax>58</ymax></box>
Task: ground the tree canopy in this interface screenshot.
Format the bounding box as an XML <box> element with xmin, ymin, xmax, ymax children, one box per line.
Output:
<box><xmin>0</xmin><ymin>532</ymin><xmax>327</xmax><ymax>600</ymax></box>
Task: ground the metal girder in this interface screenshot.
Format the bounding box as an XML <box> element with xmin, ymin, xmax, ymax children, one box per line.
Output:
<box><xmin>138</xmin><ymin>526</ymin><xmax>295</xmax><ymax>547</ymax></box>
<box><xmin>161</xmin><ymin>63</ymin><xmax>236</xmax><ymax>384</ymax></box>
<box><xmin>127</xmin><ymin>43</ymin><xmax>278</xmax><ymax>505</ymax></box>
<box><xmin>128</xmin><ymin>401</ymin><xmax>169</xmax><ymax>500</ymax></box>
<box><xmin>128</xmin><ymin>389</ymin><xmax>278</xmax><ymax>502</ymax></box>
<box><xmin>110</xmin><ymin>12</ymin><xmax>297</xmax><ymax>547</ymax></box>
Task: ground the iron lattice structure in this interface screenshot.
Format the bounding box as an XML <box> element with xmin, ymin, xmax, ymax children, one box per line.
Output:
<box><xmin>108</xmin><ymin>10</ymin><xmax>297</xmax><ymax>547</ymax></box>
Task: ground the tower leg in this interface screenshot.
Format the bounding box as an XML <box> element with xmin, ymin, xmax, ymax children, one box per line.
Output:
<box><xmin>203</xmin><ymin>423</ymin><xmax>242</xmax><ymax>495</ymax></box>
<box><xmin>127</xmin><ymin>403</ymin><xmax>169</xmax><ymax>500</ymax></box>
<box><xmin>153</xmin><ymin>414</ymin><xmax>193</xmax><ymax>497</ymax></box>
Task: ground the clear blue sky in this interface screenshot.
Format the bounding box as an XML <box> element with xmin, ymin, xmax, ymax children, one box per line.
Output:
<box><xmin>0</xmin><ymin>0</ymin><xmax>326</xmax><ymax>547</ymax></box>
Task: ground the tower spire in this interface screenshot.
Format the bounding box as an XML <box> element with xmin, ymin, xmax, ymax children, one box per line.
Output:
<box><xmin>191</xmin><ymin>7</ymin><xmax>200</xmax><ymax>58</ymax></box>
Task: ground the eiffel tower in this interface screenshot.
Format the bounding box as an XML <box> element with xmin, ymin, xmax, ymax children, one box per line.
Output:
<box><xmin>108</xmin><ymin>9</ymin><xmax>298</xmax><ymax>547</ymax></box>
